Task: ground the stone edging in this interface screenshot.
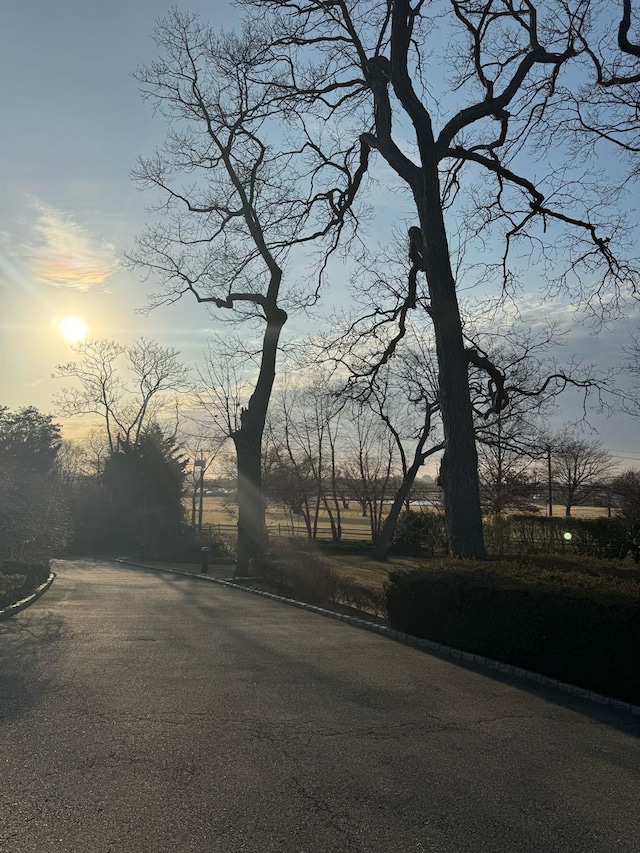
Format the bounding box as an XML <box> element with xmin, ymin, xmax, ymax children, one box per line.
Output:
<box><xmin>115</xmin><ymin>560</ymin><xmax>640</xmax><ymax>717</ymax></box>
<box><xmin>0</xmin><ymin>573</ymin><xmax>56</xmax><ymax>622</ymax></box>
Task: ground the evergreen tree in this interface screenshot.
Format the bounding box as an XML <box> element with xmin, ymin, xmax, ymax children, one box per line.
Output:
<box><xmin>102</xmin><ymin>423</ymin><xmax>186</xmax><ymax>552</ymax></box>
<box><xmin>0</xmin><ymin>406</ymin><xmax>69</xmax><ymax>561</ymax></box>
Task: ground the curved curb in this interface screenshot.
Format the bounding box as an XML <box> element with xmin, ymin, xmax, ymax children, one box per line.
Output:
<box><xmin>0</xmin><ymin>572</ymin><xmax>56</xmax><ymax>622</ymax></box>
<box><xmin>114</xmin><ymin>559</ymin><xmax>640</xmax><ymax>717</ymax></box>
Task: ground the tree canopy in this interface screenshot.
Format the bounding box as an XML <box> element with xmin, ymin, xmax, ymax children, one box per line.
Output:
<box><xmin>102</xmin><ymin>423</ymin><xmax>187</xmax><ymax>552</ymax></box>
<box><xmin>0</xmin><ymin>407</ymin><xmax>69</xmax><ymax>562</ymax></box>
<box><xmin>128</xmin><ymin>0</ymin><xmax>640</xmax><ymax>562</ymax></box>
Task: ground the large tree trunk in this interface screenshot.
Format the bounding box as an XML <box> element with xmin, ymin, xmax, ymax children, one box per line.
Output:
<box><xmin>234</xmin><ymin>429</ymin><xmax>264</xmax><ymax>573</ymax></box>
<box><xmin>415</xmin><ymin>169</ymin><xmax>486</xmax><ymax>559</ymax></box>
<box><xmin>233</xmin><ymin>307</ymin><xmax>287</xmax><ymax>576</ymax></box>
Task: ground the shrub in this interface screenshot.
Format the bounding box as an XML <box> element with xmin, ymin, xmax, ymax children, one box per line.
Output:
<box><xmin>1</xmin><ymin>560</ymin><xmax>49</xmax><ymax>588</ymax></box>
<box><xmin>0</xmin><ymin>573</ymin><xmax>26</xmax><ymax>609</ymax></box>
<box><xmin>385</xmin><ymin>559</ymin><xmax>640</xmax><ymax>704</ymax></box>
<box><xmin>0</xmin><ymin>560</ymin><xmax>50</xmax><ymax>608</ymax></box>
<box><xmin>314</xmin><ymin>539</ymin><xmax>374</xmax><ymax>556</ymax></box>
<box><xmin>577</xmin><ymin>517</ymin><xmax>636</xmax><ymax>560</ymax></box>
<box><xmin>392</xmin><ymin>510</ymin><xmax>448</xmax><ymax>556</ymax></box>
<box><xmin>65</xmin><ymin>478</ymin><xmax>115</xmax><ymax>554</ymax></box>
<box><xmin>262</xmin><ymin>551</ymin><xmax>387</xmax><ymax>617</ymax></box>
<box><xmin>264</xmin><ymin>551</ymin><xmax>339</xmax><ymax>604</ymax></box>
<box><xmin>333</xmin><ymin>575</ymin><xmax>388</xmax><ymax>618</ymax></box>
<box><xmin>481</xmin><ymin>515</ymin><xmax>639</xmax><ymax>561</ymax></box>
<box><xmin>483</xmin><ymin>515</ymin><xmax>513</xmax><ymax>557</ymax></box>
<box><xmin>156</xmin><ymin>527</ymin><xmax>232</xmax><ymax>563</ymax></box>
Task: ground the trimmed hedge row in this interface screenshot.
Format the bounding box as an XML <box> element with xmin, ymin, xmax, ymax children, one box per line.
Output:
<box><xmin>483</xmin><ymin>515</ymin><xmax>640</xmax><ymax>560</ymax></box>
<box><xmin>0</xmin><ymin>561</ymin><xmax>50</xmax><ymax>609</ymax></box>
<box><xmin>385</xmin><ymin>560</ymin><xmax>640</xmax><ymax>704</ymax></box>
<box><xmin>391</xmin><ymin>511</ymin><xmax>640</xmax><ymax>560</ymax></box>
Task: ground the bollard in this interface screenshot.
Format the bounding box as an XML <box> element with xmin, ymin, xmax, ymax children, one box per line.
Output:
<box><xmin>201</xmin><ymin>546</ymin><xmax>210</xmax><ymax>574</ymax></box>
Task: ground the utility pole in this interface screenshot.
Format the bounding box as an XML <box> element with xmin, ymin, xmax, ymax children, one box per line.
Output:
<box><xmin>547</xmin><ymin>445</ymin><xmax>553</xmax><ymax>517</ymax></box>
<box><xmin>195</xmin><ymin>451</ymin><xmax>205</xmax><ymax>532</ymax></box>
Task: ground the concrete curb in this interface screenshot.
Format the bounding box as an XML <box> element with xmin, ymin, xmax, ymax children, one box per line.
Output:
<box><xmin>114</xmin><ymin>559</ymin><xmax>640</xmax><ymax>717</ymax></box>
<box><xmin>0</xmin><ymin>572</ymin><xmax>56</xmax><ymax>622</ymax></box>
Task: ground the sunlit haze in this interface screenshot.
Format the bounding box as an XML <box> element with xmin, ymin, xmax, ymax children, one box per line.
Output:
<box><xmin>57</xmin><ymin>316</ymin><xmax>88</xmax><ymax>343</ymax></box>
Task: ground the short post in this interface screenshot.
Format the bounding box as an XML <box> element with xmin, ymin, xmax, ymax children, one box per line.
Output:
<box><xmin>201</xmin><ymin>546</ymin><xmax>209</xmax><ymax>574</ymax></box>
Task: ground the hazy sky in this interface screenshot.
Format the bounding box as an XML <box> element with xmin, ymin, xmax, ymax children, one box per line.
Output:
<box><xmin>1</xmin><ymin>0</ymin><xmax>638</xmax><ymax>468</ymax></box>
<box><xmin>0</xmin><ymin>0</ymin><xmax>239</xmax><ymax>390</ymax></box>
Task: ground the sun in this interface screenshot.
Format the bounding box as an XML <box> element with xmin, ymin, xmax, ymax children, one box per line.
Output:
<box><xmin>58</xmin><ymin>315</ymin><xmax>88</xmax><ymax>343</ymax></box>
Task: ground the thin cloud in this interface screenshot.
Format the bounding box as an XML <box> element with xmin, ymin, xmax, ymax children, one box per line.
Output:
<box><xmin>25</xmin><ymin>202</ymin><xmax>119</xmax><ymax>290</ymax></box>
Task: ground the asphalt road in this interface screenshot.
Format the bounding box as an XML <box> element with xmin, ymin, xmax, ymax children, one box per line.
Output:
<box><xmin>1</xmin><ymin>559</ymin><xmax>639</xmax><ymax>853</ymax></box>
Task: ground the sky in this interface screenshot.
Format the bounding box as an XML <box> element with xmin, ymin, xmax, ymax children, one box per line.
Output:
<box><xmin>0</xmin><ymin>0</ymin><xmax>639</xmax><ymax>470</ymax></box>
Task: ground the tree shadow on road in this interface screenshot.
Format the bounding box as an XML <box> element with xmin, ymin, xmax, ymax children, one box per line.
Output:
<box><xmin>0</xmin><ymin>611</ymin><xmax>66</xmax><ymax>722</ymax></box>
<box><xmin>113</xmin><ymin>561</ymin><xmax>640</xmax><ymax>739</ymax></box>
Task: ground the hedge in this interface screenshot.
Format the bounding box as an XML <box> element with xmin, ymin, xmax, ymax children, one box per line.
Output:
<box><xmin>0</xmin><ymin>560</ymin><xmax>50</xmax><ymax>609</ymax></box>
<box><xmin>392</xmin><ymin>512</ymin><xmax>640</xmax><ymax>560</ymax></box>
<box><xmin>484</xmin><ymin>515</ymin><xmax>640</xmax><ymax>560</ymax></box>
<box><xmin>263</xmin><ymin>551</ymin><xmax>387</xmax><ymax>617</ymax></box>
<box><xmin>385</xmin><ymin>559</ymin><xmax>640</xmax><ymax>704</ymax></box>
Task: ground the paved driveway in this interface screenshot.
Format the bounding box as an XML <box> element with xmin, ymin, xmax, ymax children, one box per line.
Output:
<box><xmin>1</xmin><ymin>559</ymin><xmax>639</xmax><ymax>852</ymax></box>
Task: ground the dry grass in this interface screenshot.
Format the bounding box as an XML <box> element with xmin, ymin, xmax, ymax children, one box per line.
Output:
<box><xmin>323</xmin><ymin>550</ymin><xmax>640</xmax><ymax>594</ymax></box>
<box><xmin>193</xmin><ymin>496</ymin><xmax>614</xmax><ymax>524</ymax></box>
<box><xmin>552</xmin><ymin>505</ymin><xmax>610</xmax><ymax>519</ymax></box>
<box><xmin>133</xmin><ymin>551</ymin><xmax>397</xmax><ymax>588</ymax></box>
<box><xmin>185</xmin><ymin>496</ymin><xmax>612</xmax><ymax>541</ymax></box>
<box><xmin>318</xmin><ymin>555</ymin><xmax>427</xmax><ymax>590</ymax></box>
<box><xmin>186</xmin><ymin>496</ymin><xmax>375</xmax><ymax>533</ymax></box>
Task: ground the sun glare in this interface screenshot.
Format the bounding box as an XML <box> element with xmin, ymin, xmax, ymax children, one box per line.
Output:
<box><xmin>58</xmin><ymin>315</ymin><xmax>88</xmax><ymax>343</ymax></box>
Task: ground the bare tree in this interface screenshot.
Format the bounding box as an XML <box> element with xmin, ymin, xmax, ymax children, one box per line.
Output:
<box><xmin>342</xmin><ymin>405</ymin><xmax>398</xmax><ymax>544</ymax></box>
<box><xmin>243</xmin><ymin>0</ymin><xmax>637</xmax><ymax>558</ymax></box>
<box><xmin>317</xmin><ymin>243</ymin><xmax>601</xmax><ymax>551</ymax></box>
<box><xmin>566</xmin><ymin>1</ymin><xmax>640</xmax><ymax>185</ymax></box>
<box><xmin>550</xmin><ymin>430</ymin><xmax>612</xmax><ymax>516</ymax></box>
<box><xmin>341</xmin><ymin>358</ymin><xmax>444</xmax><ymax>559</ymax></box>
<box><xmin>611</xmin><ymin>468</ymin><xmax>640</xmax><ymax>521</ymax></box>
<box><xmin>54</xmin><ymin>338</ymin><xmax>188</xmax><ymax>452</ymax></box>
<box><xmin>621</xmin><ymin>334</ymin><xmax>640</xmax><ymax>418</ymax></box>
<box><xmin>263</xmin><ymin>436</ymin><xmax>318</xmax><ymax>537</ymax></box>
<box><xmin>308</xmin><ymin>252</ymin><xmax>446</xmax><ymax>557</ymax></box>
<box><xmin>180</xmin><ymin>425</ymin><xmax>228</xmax><ymax>529</ymax></box>
<box><xmin>128</xmin><ymin>11</ymin><xmax>363</xmax><ymax>573</ymax></box>
<box><xmin>476</xmin><ymin>412</ymin><xmax>542</xmax><ymax>515</ymax></box>
<box><xmin>56</xmin><ymin>440</ymin><xmax>90</xmax><ymax>488</ymax></box>
<box><xmin>265</xmin><ymin>378</ymin><xmax>345</xmax><ymax>541</ymax></box>
<box><xmin>471</xmin><ymin>336</ymin><xmax>569</xmax><ymax>514</ymax></box>
<box><xmin>82</xmin><ymin>428</ymin><xmax>110</xmax><ymax>478</ymax></box>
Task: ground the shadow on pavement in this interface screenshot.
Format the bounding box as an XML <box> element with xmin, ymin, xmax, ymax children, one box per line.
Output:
<box><xmin>0</xmin><ymin>611</ymin><xmax>66</xmax><ymax>722</ymax></box>
<box><xmin>107</xmin><ymin>566</ymin><xmax>640</xmax><ymax>735</ymax></box>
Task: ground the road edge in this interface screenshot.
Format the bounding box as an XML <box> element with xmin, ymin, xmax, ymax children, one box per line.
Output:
<box><xmin>114</xmin><ymin>559</ymin><xmax>640</xmax><ymax>717</ymax></box>
<box><xmin>0</xmin><ymin>573</ymin><xmax>56</xmax><ymax>622</ymax></box>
